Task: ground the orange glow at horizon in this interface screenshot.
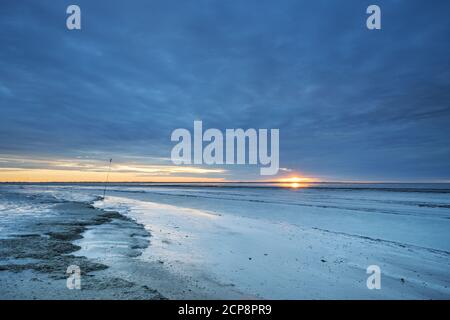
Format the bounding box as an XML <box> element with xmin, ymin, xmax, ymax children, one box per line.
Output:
<box><xmin>0</xmin><ymin>169</ymin><xmax>226</xmax><ymax>183</ymax></box>
<box><xmin>0</xmin><ymin>157</ymin><xmax>229</xmax><ymax>182</ymax></box>
<box><xmin>0</xmin><ymin>159</ymin><xmax>318</xmax><ymax>184</ymax></box>
<box><xmin>276</xmin><ymin>176</ymin><xmax>317</xmax><ymax>188</ymax></box>
<box><xmin>277</xmin><ymin>176</ymin><xmax>316</xmax><ymax>183</ymax></box>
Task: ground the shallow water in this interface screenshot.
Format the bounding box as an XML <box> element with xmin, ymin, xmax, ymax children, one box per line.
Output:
<box><xmin>1</xmin><ymin>183</ymin><xmax>450</xmax><ymax>299</ymax></box>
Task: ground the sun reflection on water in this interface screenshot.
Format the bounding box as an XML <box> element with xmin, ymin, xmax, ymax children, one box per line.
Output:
<box><xmin>277</xmin><ymin>176</ymin><xmax>312</xmax><ymax>189</ymax></box>
<box><xmin>278</xmin><ymin>182</ymin><xmax>310</xmax><ymax>189</ymax></box>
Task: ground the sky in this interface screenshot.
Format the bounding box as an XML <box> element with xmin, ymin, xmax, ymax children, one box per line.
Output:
<box><xmin>0</xmin><ymin>0</ymin><xmax>449</xmax><ymax>182</ymax></box>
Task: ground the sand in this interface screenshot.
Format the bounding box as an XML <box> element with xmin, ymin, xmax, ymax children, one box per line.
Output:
<box><xmin>0</xmin><ymin>201</ymin><xmax>165</xmax><ymax>299</ymax></box>
<box><xmin>1</xmin><ymin>183</ymin><xmax>450</xmax><ymax>299</ymax></box>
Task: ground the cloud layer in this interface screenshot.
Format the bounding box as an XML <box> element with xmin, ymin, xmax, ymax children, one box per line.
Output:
<box><xmin>0</xmin><ymin>0</ymin><xmax>449</xmax><ymax>181</ymax></box>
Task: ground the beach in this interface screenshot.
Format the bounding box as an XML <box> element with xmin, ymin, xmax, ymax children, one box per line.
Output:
<box><xmin>1</xmin><ymin>183</ymin><xmax>449</xmax><ymax>299</ymax></box>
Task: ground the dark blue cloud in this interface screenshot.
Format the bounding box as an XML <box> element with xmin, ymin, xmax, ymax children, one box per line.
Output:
<box><xmin>0</xmin><ymin>0</ymin><xmax>449</xmax><ymax>181</ymax></box>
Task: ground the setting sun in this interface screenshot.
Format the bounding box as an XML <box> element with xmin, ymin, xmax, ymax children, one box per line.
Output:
<box><xmin>278</xmin><ymin>176</ymin><xmax>315</xmax><ymax>183</ymax></box>
<box><xmin>276</xmin><ymin>176</ymin><xmax>317</xmax><ymax>188</ymax></box>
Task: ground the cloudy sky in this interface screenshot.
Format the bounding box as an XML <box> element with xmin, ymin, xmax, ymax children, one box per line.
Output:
<box><xmin>0</xmin><ymin>0</ymin><xmax>449</xmax><ymax>182</ymax></box>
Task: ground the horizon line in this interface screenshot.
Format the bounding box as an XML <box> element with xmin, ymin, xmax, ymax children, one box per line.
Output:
<box><xmin>1</xmin><ymin>180</ymin><xmax>449</xmax><ymax>184</ymax></box>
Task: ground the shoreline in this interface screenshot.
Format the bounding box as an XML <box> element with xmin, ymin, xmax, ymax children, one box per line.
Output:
<box><xmin>1</xmin><ymin>185</ymin><xmax>449</xmax><ymax>300</ymax></box>
<box><xmin>0</xmin><ymin>199</ymin><xmax>165</xmax><ymax>299</ymax></box>
<box><xmin>95</xmin><ymin>194</ymin><xmax>450</xmax><ymax>299</ymax></box>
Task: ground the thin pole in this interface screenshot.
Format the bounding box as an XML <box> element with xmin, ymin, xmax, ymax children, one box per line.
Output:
<box><xmin>103</xmin><ymin>158</ymin><xmax>112</xmax><ymax>199</ymax></box>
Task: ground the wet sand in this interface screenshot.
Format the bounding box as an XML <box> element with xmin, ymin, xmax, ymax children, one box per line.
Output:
<box><xmin>0</xmin><ymin>201</ymin><xmax>165</xmax><ymax>299</ymax></box>
<box><xmin>0</xmin><ymin>197</ymin><xmax>246</xmax><ymax>299</ymax></box>
<box><xmin>2</xmin><ymin>184</ymin><xmax>449</xmax><ymax>299</ymax></box>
